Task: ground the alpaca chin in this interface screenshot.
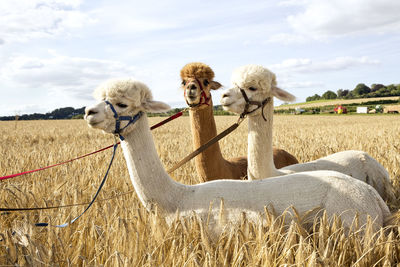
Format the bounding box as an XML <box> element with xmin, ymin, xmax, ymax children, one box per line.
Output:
<box><xmin>85</xmin><ymin>116</ymin><xmax>114</xmax><ymax>134</ymax></box>
<box><xmin>85</xmin><ymin>116</ymin><xmax>101</xmax><ymax>128</ymax></box>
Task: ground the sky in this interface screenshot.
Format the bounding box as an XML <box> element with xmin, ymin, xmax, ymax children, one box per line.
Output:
<box><xmin>0</xmin><ymin>0</ymin><xmax>399</xmax><ymax>116</ymax></box>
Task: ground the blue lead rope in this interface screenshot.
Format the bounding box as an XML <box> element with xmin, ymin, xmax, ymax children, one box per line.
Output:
<box><xmin>36</xmin><ymin>100</ymin><xmax>141</xmax><ymax>228</ymax></box>
<box><xmin>35</xmin><ymin>142</ymin><xmax>119</xmax><ymax>228</ymax></box>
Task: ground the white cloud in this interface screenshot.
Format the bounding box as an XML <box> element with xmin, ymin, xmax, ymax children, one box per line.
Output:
<box><xmin>0</xmin><ymin>52</ymin><xmax>139</xmax><ymax>100</ymax></box>
<box><xmin>272</xmin><ymin>0</ymin><xmax>400</xmax><ymax>42</ymax></box>
<box><xmin>270</xmin><ymin>56</ymin><xmax>380</xmax><ymax>73</ymax></box>
<box><xmin>266</xmin><ymin>33</ymin><xmax>309</xmax><ymax>45</ymax></box>
<box><xmin>280</xmin><ymin>81</ymin><xmax>324</xmax><ymax>89</ymax></box>
<box><xmin>271</xmin><ymin>58</ymin><xmax>312</xmax><ymax>70</ymax></box>
<box><xmin>278</xmin><ymin>0</ymin><xmax>309</xmax><ymax>7</ymax></box>
<box><xmin>0</xmin><ymin>0</ymin><xmax>92</xmax><ymax>43</ymax></box>
<box><xmin>291</xmin><ymin>0</ymin><xmax>400</xmax><ymax>36</ymax></box>
<box><xmin>89</xmin><ymin>4</ymin><xmax>179</xmax><ymax>34</ymax></box>
<box><xmin>269</xmin><ymin>56</ymin><xmax>381</xmax><ymax>101</ymax></box>
<box><xmin>8</xmin><ymin>104</ymin><xmax>50</xmax><ymax>116</ymax></box>
<box><xmin>0</xmin><ymin>51</ymin><xmax>187</xmax><ymax>116</ymax></box>
<box><xmin>86</xmin><ymin>0</ymin><xmax>278</xmax><ymax>45</ymax></box>
<box><xmin>273</xmin><ymin>73</ymin><xmax>325</xmax><ymax>95</ymax></box>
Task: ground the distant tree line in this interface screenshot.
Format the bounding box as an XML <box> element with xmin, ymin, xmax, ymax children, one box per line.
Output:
<box><xmin>1</xmin><ymin>105</ymin><xmax>234</xmax><ymax>121</ymax></box>
<box><xmin>306</xmin><ymin>83</ymin><xmax>400</xmax><ymax>102</ymax></box>
<box><xmin>0</xmin><ymin>107</ymin><xmax>86</xmax><ymax>121</ymax></box>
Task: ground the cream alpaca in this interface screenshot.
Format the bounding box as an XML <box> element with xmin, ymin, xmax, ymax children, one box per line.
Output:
<box><xmin>180</xmin><ymin>62</ymin><xmax>298</xmax><ymax>181</ymax></box>
<box><xmin>84</xmin><ymin>78</ymin><xmax>391</xmax><ymax>235</ymax></box>
<box><xmin>220</xmin><ymin>64</ymin><xmax>395</xmax><ymax>202</ymax></box>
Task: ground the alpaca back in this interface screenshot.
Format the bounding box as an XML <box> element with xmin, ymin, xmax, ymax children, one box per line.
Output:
<box><xmin>281</xmin><ymin>150</ymin><xmax>395</xmax><ymax>202</ymax></box>
<box><xmin>175</xmin><ymin>170</ymin><xmax>389</xmax><ymax>234</ymax></box>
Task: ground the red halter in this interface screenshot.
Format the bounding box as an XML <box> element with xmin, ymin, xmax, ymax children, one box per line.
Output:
<box><xmin>183</xmin><ymin>78</ymin><xmax>210</xmax><ymax>108</ymax></box>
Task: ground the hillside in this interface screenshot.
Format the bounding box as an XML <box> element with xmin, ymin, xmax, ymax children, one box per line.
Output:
<box><xmin>275</xmin><ymin>96</ymin><xmax>400</xmax><ymax>110</ymax></box>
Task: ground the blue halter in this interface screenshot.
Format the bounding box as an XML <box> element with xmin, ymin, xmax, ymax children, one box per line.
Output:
<box><xmin>104</xmin><ymin>100</ymin><xmax>143</xmax><ymax>141</ymax></box>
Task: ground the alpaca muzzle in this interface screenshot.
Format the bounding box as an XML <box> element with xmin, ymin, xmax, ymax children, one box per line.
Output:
<box><xmin>84</xmin><ymin>106</ymin><xmax>102</xmax><ymax>126</ymax></box>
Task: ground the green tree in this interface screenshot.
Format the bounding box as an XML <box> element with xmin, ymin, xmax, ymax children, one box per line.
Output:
<box><xmin>371</xmin><ymin>84</ymin><xmax>385</xmax><ymax>92</ymax></box>
<box><xmin>344</xmin><ymin>91</ymin><xmax>354</xmax><ymax>99</ymax></box>
<box><xmin>322</xmin><ymin>90</ymin><xmax>337</xmax><ymax>99</ymax></box>
<box><xmin>377</xmin><ymin>86</ymin><xmax>390</xmax><ymax>96</ymax></box>
<box><xmin>353</xmin><ymin>83</ymin><xmax>371</xmax><ymax>97</ymax></box>
<box><xmin>337</xmin><ymin>89</ymin><xmax>349</xmax><ymax>98</ymax></box>
<box><xmin>386</xmin><ymin>84</ymin><xmax>400</xmax><ymax>96</ymax></box>
<box><xmin>306</xmin><ymin>94</ymin><xmax>321</xmax><ymax>102</ymax></box>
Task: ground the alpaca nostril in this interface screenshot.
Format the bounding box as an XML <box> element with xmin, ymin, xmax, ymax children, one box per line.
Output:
<box><xmin>190</xmin><ymin>84</ymin><xmax>197</xmax><ymax>90</ymax></box>
<box><xmin>222</xmin><ymin>93</ymin><xmax>229</xmax><ymax>98</ymax></box>
<box><xmin>87</xmin><ymin>109</ymin><xmax>98</xmax><ymax>116</ymax></box>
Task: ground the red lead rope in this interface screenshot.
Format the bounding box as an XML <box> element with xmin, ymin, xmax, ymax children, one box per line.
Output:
<box><xmin>0</xmin><ymin>144</ymin><xmax>114</xmax><ymax>181</ymax></box>
<box><xmin>0</xmin><ymin>111</ymin><xmax>184</xmax><ymax>181</ymax></box>
<box><xmin>150</xmin><ymin>111</ymin><xmax>182</xmax><ymax>130</ymax></box>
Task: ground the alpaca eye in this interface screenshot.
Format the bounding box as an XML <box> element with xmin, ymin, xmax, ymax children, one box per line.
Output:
<box><xmin>182</xmin><ymin>80</ymin><xmax>187</xmax><ymax>86</ymax></box>
<box><xmin>203</xmin><ymin>79</ymin><xmax>209</xmax><ymax>86</ymax></box>
<box><xmin>249</xmin><ymin>87</ymin><xmax>257</xmax><ymax>91</ymax></box>
<box><xmin>116</xmin><ymin>103</ymin><xmax>128</xmax><ymax>108</ymax></box>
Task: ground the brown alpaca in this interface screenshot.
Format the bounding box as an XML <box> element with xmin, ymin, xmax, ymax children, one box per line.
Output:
<box><xmin>180</xmin><ymin>62</ymin><xmax>298</xmax><ymax>181</ymax></box>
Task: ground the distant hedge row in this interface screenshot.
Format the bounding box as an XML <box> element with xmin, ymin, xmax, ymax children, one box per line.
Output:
<box><xmin>275</xmin><ymin>98</ymin><xmax>400</xmax><ymax>115</ymax></box>
<box><xmin>306</xmin><ymin>83</ymin><xmax>400</xmax><ymax>102</ymax></box>
<box><xmin>0</xmin><ymin>107</ymin><xmax>86</xmax><ymax>121</ymax></box>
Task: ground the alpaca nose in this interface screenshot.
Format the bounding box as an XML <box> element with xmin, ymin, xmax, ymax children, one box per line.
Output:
<box><xmin>190</xmin><ymin>84</ymin><xmax>197</xmax><ymax>90</ymax></box>
<box><xmin>85</xmin><ymin>107</ymin><xmax>98</xmax><ymax>116</ymax></box>
<box><xmin>222</xmin><ymin>93</ymin><xmax>230</xmax><ymax>98</ymax></box>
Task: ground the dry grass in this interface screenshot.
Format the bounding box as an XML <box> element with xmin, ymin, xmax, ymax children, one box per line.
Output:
<box><xmin>0</xmin><ymin>115</ymin><xmax>400</xmax><ymax>266</ymax></box>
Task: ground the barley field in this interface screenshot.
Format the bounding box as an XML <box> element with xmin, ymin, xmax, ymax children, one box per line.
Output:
<box><xmin>0</xmin><ymin>115</ymin><xmax>400</xmax><ymax>266</ymax></box>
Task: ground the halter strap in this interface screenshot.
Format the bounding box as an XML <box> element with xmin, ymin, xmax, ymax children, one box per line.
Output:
<box><xmin>239</xmin><ymin>89</ymin><xmax>271</xmax><ymax>121</ymax></box>
<box><xmin>104</xmin><ymin>100</ymin><xmax>143</xmax><ymax>140</ymax></box>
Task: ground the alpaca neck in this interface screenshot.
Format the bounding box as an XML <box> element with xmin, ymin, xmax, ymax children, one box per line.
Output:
<box><xmin>247</xmin><ymin>100</ymin><xmax>283</xmax><ymax>179</ymax></box>
<box><xmin>120</xmin><ymin>115</ymin><xmax>187</xmax><ymax>213</ymax></box>
<box><xmin>189</xmin><ymin>99</ymin><xmax>227</xmax><ymax>179</ymax></box>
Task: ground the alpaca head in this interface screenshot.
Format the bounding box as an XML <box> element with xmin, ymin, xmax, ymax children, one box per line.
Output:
<box><xmin>220</xmin><ymin>64</ymin><xmax>295</xmax><ymax>117</ymax></box>
<box><xmin>85</xmin><ymin>78</ymin><xmax>170</xmax><ymax>135</ymax></box>
<box><xmin>180</xmin><ymin>62</ymin><xmax>222</xmax><ymax>107</ymax></box>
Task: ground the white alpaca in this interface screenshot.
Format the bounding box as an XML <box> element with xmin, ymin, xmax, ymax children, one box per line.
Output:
<box><xmin>220</xmin><ymin>64</ymin><xmax>395</xmax><ymax>202</ymax></box>
<box><xmin>84</xmin><ymin>78</ymin><xmax>390</xmax><ymax>236</ymax></box>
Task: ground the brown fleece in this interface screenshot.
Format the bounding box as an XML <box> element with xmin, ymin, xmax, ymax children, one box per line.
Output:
<box><xmin>180</xmin><ymin>62</ymin><xmax>215</xmax><ymax>81</ymax></box>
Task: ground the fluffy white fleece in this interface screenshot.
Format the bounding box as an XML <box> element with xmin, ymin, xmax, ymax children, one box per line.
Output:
<box><xmin>221</xmin><ymin>64</ymin><xmax>395</xmax><ymax>202</ymax></box>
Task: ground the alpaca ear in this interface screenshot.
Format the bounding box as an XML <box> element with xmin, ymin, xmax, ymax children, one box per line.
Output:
<box><xmin>210</xmin><ymin>81</ymin><xmax>222</xmax><ymax>90</ymax></box>
<box><xmin>271</xmin><ymin>86</ymin><xmax>296</xmax><ymax>102</ymax></box>
<box><xmin>142</xmin><ymin>100</ymin><xmax>171</xmax><ymax>113</ymax></box>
